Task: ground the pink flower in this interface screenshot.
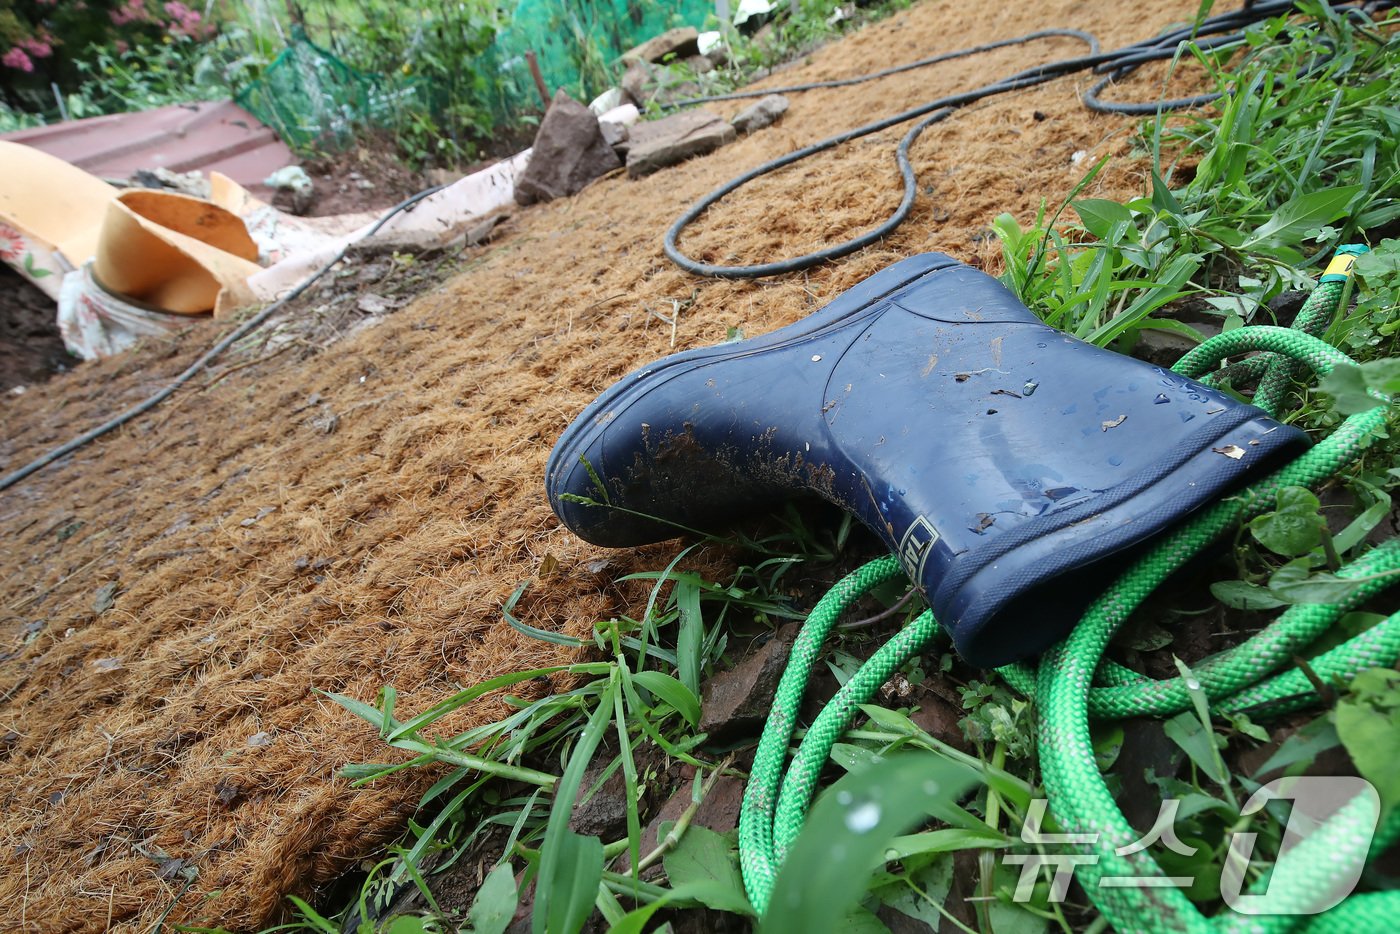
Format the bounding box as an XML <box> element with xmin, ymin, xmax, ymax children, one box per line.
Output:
<box><xmin>110</xmin><ymin>0</ymin><xmax>149</xmax><ymax>25</ymax></box>
<box><xmin>18</xmin><ymin>37</ymin><xmax>53</xmax><ymax>59</ymax></box>
<box><xmin>163</xmin><ymin>1</ymin><xmax>208</xmax><ymax>38</ymax></box>
<box><xmin>0</xmin><ymin>225</ymin><xmax>27</xmax><ymax>262</ymax></box>
<box><xmin>2</xmin><ymin>48</ymin><xmax>34</xmax><ymax>73</ymax></box>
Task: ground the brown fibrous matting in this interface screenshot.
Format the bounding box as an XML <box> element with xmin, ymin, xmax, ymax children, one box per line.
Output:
<box><xmin>0</xmin><ymin>0</ymin><xmax>1213</xmax><ymax>929</ymax></box>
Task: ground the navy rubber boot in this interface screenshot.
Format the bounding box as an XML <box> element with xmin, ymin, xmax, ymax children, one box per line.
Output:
<box><xmin>546</xmin><ymin>254</ymin><xmax>1308</xmax><ymax>667</ymax></box>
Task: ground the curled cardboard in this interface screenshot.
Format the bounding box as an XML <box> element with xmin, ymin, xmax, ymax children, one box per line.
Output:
<box><xmin>92</xmin><ymin>190</ymin><xmax>262</xmax><ymax>316</ymax></box>
<box><xmin>0</xmin><ymin>140</ymin><xmax>117</xmax><ymax>264</ymax></box>
<box><xmin>1</xmin><ymin>142</ymin><xmax>264</xmax><ymax>316</ymax></box>
<box><xmin>0</xmin><ymin>140</ymin><xmax>119</xmax><ymax>298</ymax></box>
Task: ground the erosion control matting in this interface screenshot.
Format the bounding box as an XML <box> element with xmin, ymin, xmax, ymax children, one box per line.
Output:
<box><xmin>0</xmin><ymin>0</ymin><xmax>1212</xmax><ymax>928</ymax></box>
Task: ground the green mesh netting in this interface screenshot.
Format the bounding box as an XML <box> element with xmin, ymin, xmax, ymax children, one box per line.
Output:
<box><xmin>234</xmin><ymin>29</ymin><xmax>386</xmax><ymax>150</ymax></box>
<box><xmin>236</xmin><ymin>0</ymin><xmax>715</xmax><ymax>151</ymax></box>
<box><xmin>486</xmin><ymin>0</ymin><xmax>713</xmax><ymax>119</ymax></box>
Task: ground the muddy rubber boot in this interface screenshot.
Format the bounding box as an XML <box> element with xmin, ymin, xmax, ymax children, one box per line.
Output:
<box><xmin>546</xmin><ymin>254</ymin><xmax>1308</xmax><ymax>666</ymax></box>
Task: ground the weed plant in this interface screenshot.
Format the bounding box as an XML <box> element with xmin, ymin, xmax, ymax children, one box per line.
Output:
<box><xmin>66</xmin><ymin>28</ymin><xmax>270</xmax><ymax>118</ymax></box>
<box><xmin>995</xmin><ymin>1</ymin><xmax>1398</xmax><ymax>352</ymax></box>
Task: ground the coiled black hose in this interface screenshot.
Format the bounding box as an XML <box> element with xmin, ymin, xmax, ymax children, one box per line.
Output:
<box><xmin>663</xmin><ymin>0</ymin><xmax>1386</xmax><ymax>279</ymax></box>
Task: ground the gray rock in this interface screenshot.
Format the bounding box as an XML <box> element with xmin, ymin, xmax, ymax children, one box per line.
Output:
<box><xmin>1132</xmin><ymin>326</ymin><xmax>1216</xmax><ymax>368</ymax></box>
<box><xmin>570</xmin><ymin>761</ymin><xmax>630</xmax><ymax>839</ymax></box>
<box><xmin>598</xmin><ymin>103</ymin><xmax>638</xmax><ymax>150</ymax></box>
<box><xmin>152</xmin><ymin>167</ymin><xmax>210</xmax><ymax>198</ymax></box>
<box><xmin>618</xmin><ymin>773</ymin><xmax>746</xmax><ymax>873</ymax></box>
<box><xmin>464</xmin><ymin>212</ymin><xmax>509</xmax><ymax>247</ymax></box>
<box><xmin>732</xmin><ymin>93</ymin><xmax>789</xmax><ymax>133</ymax></box>
<box><xmin>621</xmin><ymin>26</ymin><xmax>700</xmax><ymax>65</ymax></box>
<box><xmin>515</xmin><ymin>89</ymin><xmax>622</xmax><ymax>206</ymax></box>
<box><xmin>1266</xmin><ymin>289</ymin><xmax>1308</xmax><ymax>326</ymax></box>
<box><xmin>599</xmin><ymin>119</ymin><xmax>629</xmax><ymax>150</ymax></box>
<box><xmin>356</xmin><ymin>293</ymin><xmax>392</xmax><ymax>315</ymax></box>
<box><xmin>625</xmin><ymin>110</ymin><xmax>736</xmax><ymax>179</ymax></box>
<box><xmin>621</xmin><ymin>60</ymin><xmax>658</xmax><ymax>107</ymax></box>
<box><xmin>699</xmin><ymin>624</ymin><xmax>798</xmax><ymax>736</ymax></box>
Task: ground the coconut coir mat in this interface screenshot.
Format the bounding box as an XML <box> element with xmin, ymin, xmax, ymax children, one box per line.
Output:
<box><xmin>0</xmin><ymin>0</ymin><xmax>1209</xmax><ymax>928</ymax></box>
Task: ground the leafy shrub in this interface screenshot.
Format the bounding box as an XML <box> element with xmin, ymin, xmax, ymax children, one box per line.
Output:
<box><xmin>300</xmin><ymin>0</ymin><xmax>504</xmax><ymax>166</ymax></box>
<box><xmin>64</xmin><ymin>26</ymin><xmax>269</xmax><ymax>118</ymax></box>
<box><xmin>0</xmin><ymin>0</ymin><xmax>219</xmax><ymax>114</ymax></box>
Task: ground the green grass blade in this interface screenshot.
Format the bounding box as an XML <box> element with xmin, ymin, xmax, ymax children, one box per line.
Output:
<box><xmin>631</xmin><ymin>669</ymin><xmax>701</xmax><ymax>728</ymax></box>
<box><xmin>1243</xmin><ymin>184</ymin><xmax>1365</xmax><ymax>249</ymax></box>
<box><xmin>543</xmin><ymin>830</ymin><xmax>604</xmax><ymax>934</ymax></box>
<box><xmin>674</xmin><ymin>577</ymin><xmax>704</xmax><ymax>697</ymax></box>
<box><xmin>390</xmin><ymin>738</ymin><xmax>558</xmax><ymax>787</ymax></box>
<box><xmin>611</xmin><ymin>683</ymin><xmax>643</xmax><ymax>881</ymax></box>
<box><xmin>504</xmin><ymin>581</ymin><xmax>592</xmax><ymax>647</ymax></box>
<box><xmin>534</xmin><ymin>672</ymin><xmax>618</xmax><ymax>934</ymax></box>
<box><xmin>757</xmin><ymin>752</ymin><xmax>979</xmax><ymax>934</ymax></box>
<box><xmin>321</xmin><ymin>690</ymin><xmax>397</xmax><ymax>735</ymax></box>
<box><xmin>388</xmin><ymin>664</ymin><xmax>610</xmax><ymax>741</ymax></box>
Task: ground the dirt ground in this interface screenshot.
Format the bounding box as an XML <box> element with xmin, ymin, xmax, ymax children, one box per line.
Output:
<box><xmin>0</xmin><ymin>0</ymin><xmax>1216</xmax><ymax>929</ymax></box>
<box><xmin>299</xmin><ymin>131</ymin><xmax>444</xmax><ymax>218</ymax></box>
<box><xmin>0</xmin><ymin>266</ymin><xmax>73</xmax><ymax>393</ymax></box>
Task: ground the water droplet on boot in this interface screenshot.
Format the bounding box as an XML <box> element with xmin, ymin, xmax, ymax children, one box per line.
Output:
<box><xmin>1186</xmin><ymin>678</ymin><xmax>1202</xmax><ymax>690</ymax></box>
<box><xmin>836</xmin><ymin>790</ymin><xmax>853</xmax><ymax>806</ymax></box>
<box><xmin>1108</xmin><ymin>455</ymin><xmax>1123</xmax><ymax>467</ymax></box>
<box><xmin>1179</xmin><ymin>411</ymin><xmax>1195</xmax><ymax>423</ymax></box>
<box><xmin>811</xmin><ymin>354</ymin><xmax>823</xmax><ymax>362</ymax></box>
<box><xmin>846</xmin><ymin>802</ymin><xmax>881</xmax><ymax>833</ymax></box>
<box><xmin>1154</xmin><ymin>393</ymin><xmax>1170</xmax><ymax>404</ymax></box>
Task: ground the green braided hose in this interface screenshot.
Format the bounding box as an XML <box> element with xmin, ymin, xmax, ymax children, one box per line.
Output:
<box><xmin>739</xmin><ymin>554</ymin><xmax>916</xmax><ymax>906</ymax></box>
<box><xmin>737</xmin><ymin>249</ymin><xmax>1400</xmax><ymax>929</ymax></box>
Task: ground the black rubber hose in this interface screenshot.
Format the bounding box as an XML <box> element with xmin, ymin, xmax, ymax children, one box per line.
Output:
<box><xmin>0</xmin><ymin>185</ymin><xmax>445</xmax><ymax>494</ymax></box>
<box><xmin>663</xmin><ymin>28</ymin><xmax>1103</xmax><ymax>108</ymax></box>
<box><xmin>1084</xmin><ymin>29</ymin><xmax>1343</xmax><ymax>115</ymax></box>
<box><xmin>663</xmin><ymin>30</ymin><xmax>1102</xmax><ymax>278</ymax></box>
<box><xmin>662</xmin><ymin>0</ymin><xmax>1384</xmax><ymax>280</ymax></box>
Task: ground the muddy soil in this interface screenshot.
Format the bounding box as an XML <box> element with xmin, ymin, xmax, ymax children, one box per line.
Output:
<box><xmin>0</xmin><ymin>265</ymin><xmax>72</xmax><ymax>392</ymax></box>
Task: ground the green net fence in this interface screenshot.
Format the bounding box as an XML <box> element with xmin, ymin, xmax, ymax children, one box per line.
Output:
<box><xmin>234</xmin><ymin>30</ymin><xmax>385</xmax><ymax>151</ymax></box>
<box><xmin>236</xmin><ymin>0</ymin><xmax>715</xmax><ymax>152</ymax></box>
<box><xmin>488</xmin><ymin>0</ymin><xmax>713</xmax><ymax>116</ymax></box>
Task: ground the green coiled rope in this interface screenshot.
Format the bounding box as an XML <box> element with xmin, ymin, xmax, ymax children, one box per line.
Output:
<box><xmin>738</xmin><ymin>248</ymin><xmax>1400</xmax><ymax>929</ymax></box>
